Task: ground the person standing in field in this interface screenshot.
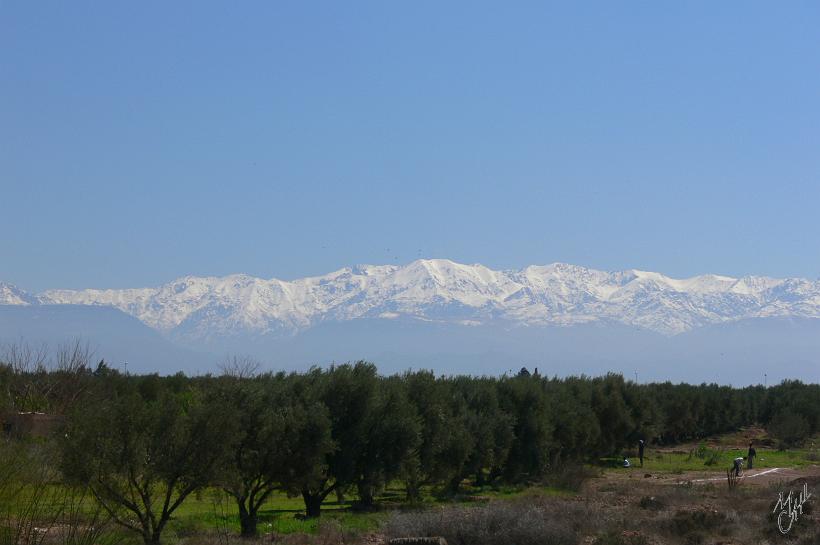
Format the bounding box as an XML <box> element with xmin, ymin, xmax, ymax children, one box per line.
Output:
<box><xmin>747</xmin><ymin>442</ymin><xmax>756</xmax><ymax>469</ymax></box>
<box><xmin>638</xmin><ymin>439</ymin><xmax>645</xmax><ymax>467</ymax></box>
<box><xmin>732</xmin><ymin>456</ymin><xmax>744</xmax><ymax>477</ymax></box>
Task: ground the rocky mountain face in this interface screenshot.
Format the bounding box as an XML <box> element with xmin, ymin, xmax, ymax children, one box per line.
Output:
<box><xmin>1</xmin><ymin>259</ymin><xmax>816</xmax><ymax>339</ymax></box>
<box><xmin>3</xmin><ymin>261</ymin><xmax>820</xmax><ymax>381</ymax></box>
<box><xmin>0</xmin><ymin>282</ymin><xmax>39</xmax><ymax>306</ymax></box>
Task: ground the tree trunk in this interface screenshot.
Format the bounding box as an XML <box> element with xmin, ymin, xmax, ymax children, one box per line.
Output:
<box><xmin>405</xmin><ymin>480</ymin><xmax>421</xmax><ymax>503</ymax></box>
<box><xmin>145</xmin><ymin>519</ymin><xmax>166</xmax><ymax>545</ymax></box>
<box><xmin>302</xmin><ymin>490</ymin><xmax>323</xmax><ymax>518</ymax></box>
<box><xmin>238</xmin><ymin>502</ymin><xmax>258</xmax><ymax>538</ymax></box>
<box><xmin>357</xmin><ymin>481</ymin><xmax>375</xmax><ymax>507</ymax></box>
<box><xmin>447</xmin><ymin>474</ymin><xmax>462</xmax><ymax>495</ymax></box>
<box><xmin>488</xmin><ymin>466</ymin><xmax>503</xmax><ymax>483</ymax></box>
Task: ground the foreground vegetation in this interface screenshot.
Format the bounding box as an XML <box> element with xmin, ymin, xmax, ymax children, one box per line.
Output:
<box><xmin>1</xmin><ymin>343</ymin><xmax>818</xmax><ymax>544</ymax></box>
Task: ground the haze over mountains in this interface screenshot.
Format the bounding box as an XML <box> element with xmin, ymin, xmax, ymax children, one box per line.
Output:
<box><xmin>2</xmin><ymin>259</ymin><xmax>819</xmax><ymax>383</ymax></box>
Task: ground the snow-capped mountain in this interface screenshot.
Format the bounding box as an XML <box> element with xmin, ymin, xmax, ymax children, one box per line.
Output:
<box><xmin>3</xmin><ymin>259</ymin><xmax>817</xmax><ymax>339</ymax></box>
<box><xmin>0</xmin><ymin>282</ymin><xmax>38</xmax><ymax>306</ymax></box>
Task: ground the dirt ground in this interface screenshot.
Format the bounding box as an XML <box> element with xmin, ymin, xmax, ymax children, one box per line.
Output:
<box><xmin>588</xmin><ymin>465</ymin><xmax>820</xmax><ymax>489</ymax></box>
<box><xmin>577</xmin><ymin>465</ymin><xmax>820</xmax><ymax>544</ymax></box>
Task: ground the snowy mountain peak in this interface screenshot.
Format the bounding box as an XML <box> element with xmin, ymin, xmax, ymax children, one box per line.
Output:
<box><xmin>0</xmin><ymin>282</ymin><xmax>37</xmax><ymax>306</ymax></box>
<box><xmin>3</xmin><ymin>261</ymin><xmax>819</xmax><ymax>338</ymax></box>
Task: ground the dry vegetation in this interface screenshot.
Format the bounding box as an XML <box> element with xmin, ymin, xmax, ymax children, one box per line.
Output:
<box><xmin>158</xmin><ymin>470</ymin><xmax>820</xmax><ymax>545</ymax></box>
<box><xmin>381</xmin><ymin>474</ymin><xmax>820</xmax><ymax>545</ymax></box>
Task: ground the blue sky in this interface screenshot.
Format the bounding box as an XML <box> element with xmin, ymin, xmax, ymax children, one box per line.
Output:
<box><xmin>2</xmin><ymin>2</ymin><xmax>819</xmax><ymax>291</ymax></box>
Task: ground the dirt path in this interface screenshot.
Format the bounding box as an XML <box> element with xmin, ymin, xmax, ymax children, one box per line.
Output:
<box><xmin>586</xmin><ymin>464</ymin><xmax>820</xmax><ymax>495</ymax></box>
<box><xmin>676</xmin><ymin>465</ymin><xmax>820</xmax><ymax>486</ymax></box>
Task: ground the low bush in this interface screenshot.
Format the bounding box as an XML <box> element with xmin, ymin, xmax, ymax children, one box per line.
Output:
<box><xmin>703</xmin><ymin>448</ymin><xmax>723</xmax><ymax>466</ymax></box>
<box><xmin>179</xmin><ymin>522</ymin><xmax>361</xmax><ymax>545</ymax></box>
<box><xmin>666</xmin><ymin>508</ymin><xmax>732</xmax><ymax>543</ymax></box>
<box><xmin>595</xmin><ymin>530</ymin><xmax>648</xmax><ymax>545</ymax></box>
<box><xmin>385</xmin><ymin>498</ymin><xmax>594</xmax><ymax>545</ymax></box>
<box><xmin>768</xmin><ymin>411</ymin><xmax>810</xmax><ymax>449</ymax></box>
<box><xmin>543</xmin><ymin>464</ymin><xmax>600</xmax><ymax>492</ymax></box>
<box><xmin>638</xmin><ymin>496</ymin><xmax>665</xmax><ymax>511</ymax></box>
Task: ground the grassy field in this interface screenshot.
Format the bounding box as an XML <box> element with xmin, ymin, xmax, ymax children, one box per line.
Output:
<box><xmin>602</xmin><ymin>444</ymin><xmax>818</xmax><ymax>474</ymax></box>
<box><xmin>162</xmin><ymin>443</ymin><xmax>817</xmax><ymax>540</ymax></box>
<box><xmin>3</xmin><ymin>437</ymin><xmax>817</xmax><ymax>544</ymax></box>
<box><xmin>165</xmin><ymin>481</ymin><xmax>577</xmax><ymax>538</ymax></box>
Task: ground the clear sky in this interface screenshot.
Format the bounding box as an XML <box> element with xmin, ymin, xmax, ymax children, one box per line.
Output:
<box><xmin>2</xmin><ymin>2</ymin><xmax>819</xmax><ymax>292</ymax></box>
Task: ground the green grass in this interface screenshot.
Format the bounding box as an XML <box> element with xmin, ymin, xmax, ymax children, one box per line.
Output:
<box><xmin>8</xmin><ymin>443</ymin><xmax>813</xmax><ymax>542</ymax></box>
<box><xmin>164</xmin><ymin>488</ymin><xmax>388</xmax><ymax>537</ymax></box>
<box><xmin>4</xmin><ymin>436</ymin><xmax>816</xmax><ymax>543</ymax></box>
<box><xmin>124</xmin><ymin>479</ymin><xmax>576</xmax><ymax>540</ymax></box>
<box><xmin>85</xmin><ymin>441</ymin><xmax>820</xmax><ymax>543</ymax></box>
<box><xmin>601</xmin><ymin>445</ymin><xmax>816</xmax><ymax>474</ymax></box>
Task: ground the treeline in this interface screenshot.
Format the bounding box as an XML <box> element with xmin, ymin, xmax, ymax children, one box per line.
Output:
<box><xmin>1</xmin><ymin>350</ymin><xmax>819</xmax><ymax>544</ymax></box>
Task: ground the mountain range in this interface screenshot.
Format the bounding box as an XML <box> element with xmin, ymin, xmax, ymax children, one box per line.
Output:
<box><xmin>2</xmin><ymin>260</ymin><xmax>819</xmax><ymax>382</ymax></box>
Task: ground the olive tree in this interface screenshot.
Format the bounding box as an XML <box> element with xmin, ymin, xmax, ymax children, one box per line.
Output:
<box><xmin>216</xmin><ymin>373</ymin><xmax>332</xmax><ymax>535</ymax></box>
<box><xmin>295</xmin><ymin>362</ymin><xmax>378</xmax><ymax>517</ymax></box>
<box><xmin>62</xmin><ymin>380</ymin><xmax>236</xmax><ymax>545</ymax></box>
<box><xmin>354</xmin><ymin>377</ymin><xmax>420</xmax><ymax>506</ymax></box>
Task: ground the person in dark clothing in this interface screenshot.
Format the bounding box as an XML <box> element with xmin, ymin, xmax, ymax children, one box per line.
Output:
<box><xmin>638</xmin><ymin>439</ymin><xmax>645</xmax><ymax>467</ymax></box>
<box><xmin>747</xmin><ymin>442</ymin><xmax>756</xmax><ymax>470</ymax></box>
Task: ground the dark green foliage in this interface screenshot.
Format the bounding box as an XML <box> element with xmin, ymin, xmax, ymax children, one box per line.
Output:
<box><xmin>548</xmin><ymin>378</ymin><xmax>601</xmax><ymax>464</ymax></box>
<box><xmin>209</xmin><ymin>373</ymin><xmax>333</xmax><ymax>536</ymax></box>
<box><xmin>499</xmin><ymin>375</ymin><xmax>553</xmax><ymax>481</ymax></box>
<box><xmin>61</xmin><ymin>380</ymin><xmax>236</xmax><ymax>544</ymax></box>
<box><xmin>590</xmin><ymin>374</ymin><xmax>634</xmax><ymax>456</ymax></box>
<box><xmin>401</xmin><ymin>371</ymin><xmax>473</xmax><ymax>499</ymax></box>
<box><xmin>0</xmin><ymin>343</ymin><xmax>816</xmax><ymax>538</ymax></box>
<box><xmin>294</xmin><ymin>362</ymin><xmax>382</xmax><ymax>517</ymax></box>
<box><xmin>457</xmin><ymin>377</ymin><xmax>514</xmax><ymax>486</ymax></box>
<box><xmin>354</xmin><ymin>376</ymin><xmax>421</xmax><ymax>506</ymax></box>
<box><xmin>768</xmin><ymin>410</ymin><xmax>810</xmax><ymax>448</ymax></box>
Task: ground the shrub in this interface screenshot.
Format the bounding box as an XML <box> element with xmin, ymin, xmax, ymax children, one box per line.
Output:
<box><xmin>543</xmin><ymin>464</ymin><xmax>600</xmax><ymax>492</ymax></box>
<box><xmin>703</xmin><ymin>448</ymin><xmax>722</xmax><ymax>466</ymax></box>
<box><xmin>638</xmin><ymin>496</ymin><xmax>665</xmax><ymax>511</ymax></box>
<box><xmin>768</xmin><ymin>411</ymin><xmax>810</xmax><ymax>449</ymax></box>
<box><xmin>595</xmin><ymin>530</ymin><xmax>648</xmax><ymax>545</ymax></box>
<box><xmin>666</xmin><ymin>508</ymin><xmax>730</xmax><ymax>542</ymax></box>
<box><xmin>385</xmin><ymin>498</ymin><xmax>594</xmax><ymax>545</ymax></box>
<box><xmin>691</xmin><ymin>443</ymin><xmax>708</xmax><ymax>460</ymax></box>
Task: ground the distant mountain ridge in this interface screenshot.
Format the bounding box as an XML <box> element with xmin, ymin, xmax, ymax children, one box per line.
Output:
<box><xmin>3</xmin><ymin>259</ymin><xmax>820</xmax><ymax>339</ymax></box>
<box><xmin>0</xmin><ymin>282</ymin><xmax>38</xmax><ymax>306</ymax></box>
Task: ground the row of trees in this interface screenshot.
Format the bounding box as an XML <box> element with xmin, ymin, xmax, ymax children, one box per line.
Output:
<box><xmin>2</xmin><ymin>353</ymin><xmax>819</xmax><ymax>544</ymax></box>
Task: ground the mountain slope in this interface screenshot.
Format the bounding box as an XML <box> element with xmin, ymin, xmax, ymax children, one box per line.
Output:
<box><xmin>29</xmin><ymin>259</ymin><xmax>820</xmax><ymax>338</ymax></box>
<box><xmin>0</xmin><ymin>304</ymin><xmax>208</xmax><ymax>373</ymax></box>
<box><xmin>0</xmin><ymin>282</ymin><xmax>38</xmax><ymax>306</ymax></box>
<box><xmin>2</xmin><ymin>262</ymin><xmax>819</xmax><ymax>381</ymax></box>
